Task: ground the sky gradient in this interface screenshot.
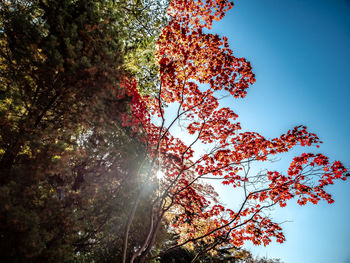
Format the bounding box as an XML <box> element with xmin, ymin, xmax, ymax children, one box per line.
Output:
<box><xmin>209</xmin><ymin>0</ymin><xmax>350</xmax><ymax>262</ymax></box>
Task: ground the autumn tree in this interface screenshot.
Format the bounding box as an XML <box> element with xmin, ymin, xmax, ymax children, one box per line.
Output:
<box><xmin>0</xmin><ymin>0</ymin><xmax>347</xmax><ymax>262</ymax></box>
<box><xmin>121</xmin><ymin>0</ymin><xmax>348</xmax><ymax>262</ymax></box>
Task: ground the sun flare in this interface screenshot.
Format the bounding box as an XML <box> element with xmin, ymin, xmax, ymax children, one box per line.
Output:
<box><xmin>156</xmin><ymin>170</ymin><xmax>165</xmax><ymax>179</ymax></box>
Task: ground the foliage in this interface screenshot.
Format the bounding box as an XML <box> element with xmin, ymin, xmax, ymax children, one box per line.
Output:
<box><xmin>0</xmin><ymin>0</ymin><xmax>347</xmax><ymax>262</ymax></box>
<box><xmin>121</xmin><ymin>0</ymin><xmax>348</xmax><ymax>262</ymax></box>
<box><xmin>0</xmin><ymin>0</ymin><xmax>168</xmax><ymax>261</ymax></box>
<box><xmin>158</xmin><ymin>245</ymin><xmax>283</xmax><ymax>263</ymax></box>
<box><xmin>123</xmin><ymin>0</ymin><xmax>170</xmax><ymax>95</ymax></box>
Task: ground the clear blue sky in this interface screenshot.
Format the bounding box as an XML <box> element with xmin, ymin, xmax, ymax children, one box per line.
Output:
<box><xmin>209</xmin><ymin>0</ymin><xmax>350</xmax><ymax>262</ymax></box>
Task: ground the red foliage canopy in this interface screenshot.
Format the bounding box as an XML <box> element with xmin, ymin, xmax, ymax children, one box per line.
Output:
<box><xmin>121</xmin><ymin>0</ymin><xmax>347</xmax><ymax>261</ymax></box>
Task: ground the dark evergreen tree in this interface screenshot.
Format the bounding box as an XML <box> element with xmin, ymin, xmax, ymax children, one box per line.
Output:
<box><xmin>0</xmin><ymin>0</ymin><xmax>168</xmax><ymax>261</ymax></box>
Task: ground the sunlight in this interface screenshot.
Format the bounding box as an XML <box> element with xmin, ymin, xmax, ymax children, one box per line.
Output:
<box><xmin>156</xmin><ymin>170</ymin><xmax>165</xmax><ymax>180</ymax></box>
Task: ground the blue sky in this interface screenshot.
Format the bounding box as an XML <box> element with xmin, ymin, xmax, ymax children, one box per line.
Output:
<box><xmin>209</xmin><ymin>0</ymin><xmax>350</xmax><ymax>262</ymax></box>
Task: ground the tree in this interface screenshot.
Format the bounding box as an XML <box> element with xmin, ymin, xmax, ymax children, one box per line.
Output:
<box><xmin>158</xmin><ymin>245</ymin><xmax>284</xmax><ymax>263</ymax></box>
<box><xmin>121</xmin><ymin>0</ymin><xmax>348</xmax><ymax>262</ymax></box>
<box><xmin>0</xmin><ymin>0</ymin><xmax>347</xmax><ymax>262</ymax></box>
<box><xmin>0</xmin><ymin>0</ymin><xmax>168</xmax><ymax>261</ymax></box>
